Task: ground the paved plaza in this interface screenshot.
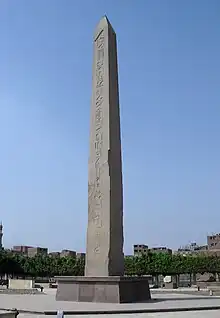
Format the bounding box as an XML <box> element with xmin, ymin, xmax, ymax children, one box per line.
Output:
<box><xmin>15</xmin><ymin>312</ymin><xmax>220</xmax><ymax>318</ymax></box>
<box><xmin>0</xmin><ymin>290</ymin><xmax>220</xmax><ymax>317</ymax></box>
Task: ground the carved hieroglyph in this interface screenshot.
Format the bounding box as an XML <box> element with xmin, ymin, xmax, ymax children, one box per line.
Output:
<box><xmin>88</xmin><ymin>30</ymin><xmax>105</xmax><ymax>255</ymax></box>
<box><xmin>86</xmin><ymin>17</ymin><xmax>124</xmax><ymax>277</ymax></box>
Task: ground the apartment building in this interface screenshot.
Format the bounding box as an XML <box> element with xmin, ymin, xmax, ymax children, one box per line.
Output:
<box><xmin>12</xmin><ymin>245</ymin><xmax>33</xmax><ymax>255</ymax></box>
<box><xmin>207</xmin><ymin>233</ymin><xmax>220</xmax><ymax>250</ymax></box>
<box><xmin>27</xmin><ymin>247</ymin><xmax>48</xmax><ymax>257</ymax></box>
<box><xmin>60</xmin><ymin>249</ymin><xmax>76</xmax><ymax>257</ymax></box>
<box><xmin>150</xmin><ymin>247</ymin><xmax>172</xmax><ymax>255</ymax></box>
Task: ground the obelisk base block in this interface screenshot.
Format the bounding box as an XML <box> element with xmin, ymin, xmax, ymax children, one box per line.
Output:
<box><xmin>55</xmin><ymin>276</ymin><xmax>151</xmax><ymax>303</ymax></box>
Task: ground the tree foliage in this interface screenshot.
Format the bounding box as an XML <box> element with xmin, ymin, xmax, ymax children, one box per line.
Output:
<box><xmin>0</xmin><ymin>250</ymin><xmax>85</xmax><ymax>277</ymax></box>
<box><xmin>125</xmin><ymin>252</ymin><xmax>220</xmax><ymax>276</ymax></box>
<box><xmin>1</xmin><ymin>250</ymin><xmax>220</xmax><ymax>277</ymax></box>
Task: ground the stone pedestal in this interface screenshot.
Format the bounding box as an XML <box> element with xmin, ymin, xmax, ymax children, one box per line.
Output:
<box><xmin>164</xmin><ymin>281</ymin><xmax>178</xmax><ymax>289</ymax></box>
<box><xmin>163</xmin><ymin>275</ymin><xmax>178</xmax><ymax>289</ymax></box>
<box><xmin>56</xmin><ymin>276</ymin><xmax>151</xmax><ymax>303</ymax></box>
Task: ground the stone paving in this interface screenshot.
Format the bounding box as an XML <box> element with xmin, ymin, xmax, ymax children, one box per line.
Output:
<box><xmin>17</xmin><ymin>310</ymin><xmax>220</xmax><ymax>318</ymax></box>
<box><xmin>0</xmin><ymin>290</ymin><xmax>220</xmax><ymax>316</ymax></box>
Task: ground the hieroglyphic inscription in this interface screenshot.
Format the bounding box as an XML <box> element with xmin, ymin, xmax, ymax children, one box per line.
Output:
<box><xmin>89</xmin><ymin>30</ymin><xmax>105</xmax><ymax>254</ymax></box>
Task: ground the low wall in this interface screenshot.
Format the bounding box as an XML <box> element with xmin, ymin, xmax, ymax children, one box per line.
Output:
<box><xmin>8</xmin><ymin>279</ymin><xmax>34</xmax><ymax>289</ymax></box>
<box><xmin>0</xmin><ymin>288</ymin><xmax>42</xmax><ymax>295</ymax></box>
<box><xmin>197</xmin><ymin>281</ymin><xmax>220</xmax><ymax>289</ymax></box>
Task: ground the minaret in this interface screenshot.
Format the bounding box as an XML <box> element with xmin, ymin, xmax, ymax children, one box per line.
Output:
<box><xmin>0</xmin><ymin>222</ymin><xmax>3</xmax><ymax>250</ymax></box>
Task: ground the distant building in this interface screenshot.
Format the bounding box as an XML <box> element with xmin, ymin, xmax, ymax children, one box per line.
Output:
<box><xmin>49</xmin><ymin>252</ymin><xmax>60</xmax><ymax>257</ymax></box>
<box><xmin>194</xmin><ymin>245</ymin><xmax>208</xmax><ymax>252</ymax></box>
<box><xmin>27</xmin><ymin>247</ymin><xmax>48</xmax><ymax>257</ymax></box>
<box><xmin>60</xmin><ymin>250</ymin><xmax>76</xmax><ymax>258</ymax></box>
<box><xmin>134</xmin><ymin>244</ymin><xmax>172</xmax><ymax>256</ymax></box>
<box><xmin>176</xmin><ymin>237</ymin><xmax>220</xmax><ymax>255</ymax></box>
<box><xmin>200</xmin><ymin>249</ymin><xmax>220</xmax><ymax>257</ymax></box>
<box><xmin>133</xmin><ymin>244</ymin><xmax>148</xmax><ymax>256</ymax></box>
<box><xmin>175</xmin><ymin>242</ymin><xmax>208</xmax><ymax>256</ymax></box>
<box><xmin>150</xmin><ymin>247</ymin><xmax>172</xmax><ymax>255</ymax></box>
<box><xmin>207</xmin><ymin>233</ymin><xmax>220</xmax><ymax>250</ymax></box>
<box><xmin>12</xmin><ymin>245</ymin><xmax>32</xmax><ymax>254</ymax></box>
<box><xmin>76</xmin><ymin>252</ymin><xmax>86</xmax><ymax>259</ymax></box>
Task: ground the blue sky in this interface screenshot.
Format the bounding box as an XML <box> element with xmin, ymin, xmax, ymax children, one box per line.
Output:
<box><xmin>1</xmin><ymin>0</ymin><xmax>220</xmax><ymax>254</ymax></box>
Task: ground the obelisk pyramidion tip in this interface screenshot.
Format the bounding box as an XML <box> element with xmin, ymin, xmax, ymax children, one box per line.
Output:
<box><xmin>94</xmin><ymin>16</ymin><xmax>114</xmax><ymax>39</ymax></box>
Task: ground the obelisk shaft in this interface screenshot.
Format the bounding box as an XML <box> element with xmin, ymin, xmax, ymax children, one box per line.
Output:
<box><xmin>85</xmin><ymin>17</ymin><xmax>124</xmax><ymax>277</ymax></box>
<box><xmin>55</xmin><ymin>17</ymin><xmax>151</xmax><ymax>303</ymax></box>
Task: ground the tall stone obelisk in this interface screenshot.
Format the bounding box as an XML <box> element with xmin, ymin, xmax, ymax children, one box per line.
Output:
<box><xmin>85</xmin><ymin>16</ymin><xmax>124</xmax><ymax>277</ymax></box>
<box><xmin>56</xmin><ymin>17</ymin><xmax>151</xmax><ymax>303</ymax></box>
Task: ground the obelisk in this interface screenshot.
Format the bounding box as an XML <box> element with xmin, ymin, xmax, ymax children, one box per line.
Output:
<box><xmin>56</xmin><ymin>16</ymin><xmax>151</xmax><ymax>303</ymax></box>
<box><xmin>85</xmin><ymin>16</ymin><xmax>124</xmax><ymax>277</ymax></box>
